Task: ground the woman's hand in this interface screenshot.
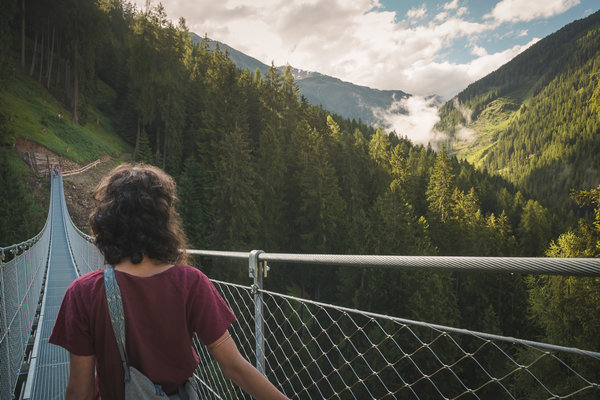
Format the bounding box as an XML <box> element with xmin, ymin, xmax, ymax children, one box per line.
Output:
<box><xmin>208</xmin><ymin>331</ymin><xmax>289</xmax><ymax>400</ymax></box>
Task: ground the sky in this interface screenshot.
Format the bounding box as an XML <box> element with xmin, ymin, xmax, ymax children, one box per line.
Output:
<box><xmin>129</xmin><ymin>0</ymin><xmax>599</xmax><ymax>144</ymax></box>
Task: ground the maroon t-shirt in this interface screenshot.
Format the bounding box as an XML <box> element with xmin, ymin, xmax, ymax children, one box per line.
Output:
<box><xmin>49</xmin><ymin>265</ymin><xmax>236</xmax><ymax>400</ymax></box>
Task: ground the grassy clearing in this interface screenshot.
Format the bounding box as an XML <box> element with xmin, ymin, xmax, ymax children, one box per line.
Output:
<box><xmin>0</xmin><ymin>66</ymin><xmax>130</xmax><ymax>244</ymax></box>
<box><xmin>454</xmin><ymin>96</ymin><xmax>520</xmax><ymax>165</ymax></box>
<box><xmin>0</xmin><ymin>69</ymin><xmax>130</xmax><ymax>163</ymax></box>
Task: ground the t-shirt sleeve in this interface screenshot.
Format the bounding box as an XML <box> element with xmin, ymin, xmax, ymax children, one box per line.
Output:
<box><xmin>189</xmin><ymin>272</ymin><xmax>236</xmax><ymax>346</ymax></box>
<box><xmin>49</xmin><ymin>280</ymin><xmax>95</xmax><ymax>356</ymax></box>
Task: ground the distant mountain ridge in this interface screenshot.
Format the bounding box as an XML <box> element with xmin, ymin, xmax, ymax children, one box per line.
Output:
<box><xmin>436</xmin><ymin>9</ymin><xmax>600</xmax><ymax>210</ymax></box>
<box><xmin>190</xmin><ymin>33</ymin><xmax>411</xmax><ymax>125</ymax></box>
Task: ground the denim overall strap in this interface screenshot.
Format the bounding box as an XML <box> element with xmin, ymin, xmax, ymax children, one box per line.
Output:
<box><xmin>104</xmin><ymin>267</ymin><xmax>131</xmax><ymax>381</ymax></box>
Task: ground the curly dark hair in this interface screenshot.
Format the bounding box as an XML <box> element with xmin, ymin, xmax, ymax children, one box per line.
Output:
<box><xmin>90</xmin><ymin>163</ymin><xmax>188</xmax><ymax>265</ymax></box>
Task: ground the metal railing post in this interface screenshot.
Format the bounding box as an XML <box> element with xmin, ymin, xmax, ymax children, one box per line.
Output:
<box><xmin>1</xmin><ymin>250</ymin><xmax>10</xmax><ymax>398</ymax></box>
<box><xmin>249</xmin><ymin>250</ymin><xmax>265</xmax><ymax>374</ymax></box>
<box><xmin>15</xmin><ymin>247</ymin><xmax>23</xmax><ymax>380</ymax></box>
<box><xmin>24</xmin><ymin>247</ymin><xmax>32</xmax><ymax>347</ymax></box>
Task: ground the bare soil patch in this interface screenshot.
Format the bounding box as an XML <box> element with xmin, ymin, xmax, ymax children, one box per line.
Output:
<box><xmin>15</xmin><ymin>137</ymin><xmax>80</xmax><ymax>171</ymax></box>
<box><xmin>62</xmin><ymin>160</ymin><xmax>119</xmax><ymax>234</ymax></box>
<box><xmin>14</xmin><ymin>137</ymin><xmax>119</xmax><ymax>233</ymax></box>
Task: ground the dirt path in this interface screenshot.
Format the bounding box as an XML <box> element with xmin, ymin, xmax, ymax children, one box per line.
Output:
<box><xmin>62</xmin><ymin>160</ymin><xmax>119</xmax><ymax>234</ymax></box>
<box><xmin>14</xmin><ymin>137</ymin><xmax>120</xmax><ymax>233</ymax></box>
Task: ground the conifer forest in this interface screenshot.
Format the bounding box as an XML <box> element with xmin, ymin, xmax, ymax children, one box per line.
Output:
<box><xmin>1</xmin><ymin>1</ymin><xmax>599</xmax><ymax>397</ymax></box>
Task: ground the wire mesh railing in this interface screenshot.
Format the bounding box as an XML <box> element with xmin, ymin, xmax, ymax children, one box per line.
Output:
<box><xmin>0</xmin><ymin>181</ymin><xmax>52</xmax><ymax>400</ymax></box>
<box><xmin>58</xmin><ymin>177</ymin><xmax>106</xmax><ymax>276</ymax></box>
<box><xmin>188</xmin><ymin>251</ymin><xmax>600</xmax><ymax>400</ymax></box>
<box><xmin>208</xmin><ymin>281</ymin><xmax>600</xmax><ymax>399</ymax></box>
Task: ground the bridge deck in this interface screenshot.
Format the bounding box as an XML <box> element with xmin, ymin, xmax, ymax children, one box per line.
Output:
<box><xmin>25</xmin><ymin>176</ymin><xmax>78</xmax><ymax>399</ymax></box>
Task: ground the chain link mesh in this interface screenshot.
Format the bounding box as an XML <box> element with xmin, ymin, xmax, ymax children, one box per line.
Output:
<box><xmin>0</xmin><ymin>186</ymin><xmax>52</xmax><ymax>400</ymax></box>
<box><xmin>194</xmin><ymin>279</ymin><xmax>600</xmax><ymax>400</ymax></box>
<box><xmin>59</xmin><ymin>178</ymin><xmax>107</xmax><ymax>275</ymax></box>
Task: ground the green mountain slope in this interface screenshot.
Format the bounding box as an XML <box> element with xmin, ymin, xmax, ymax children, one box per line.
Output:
<box><xmin>437</xmin><ymin>9</ymin><xmax>600</xmax><ymax>210</ymax></box>
<box><xmin>0</xmin><ymin>67</ymin><xmax>131</xmax><ymax>246</ymax></box>
<box><xmin>0</xmin><ymin>69</ymin><xmax>130</xmax><ymax>163</ymax></box>
<box><xmin>290</xmin><ymin>70</ymin><xmax>410</xmax><ymax>125</ymax></box>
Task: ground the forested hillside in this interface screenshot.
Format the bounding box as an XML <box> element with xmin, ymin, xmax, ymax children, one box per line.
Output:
<box><xmin>2</xmin><ymin>1</ymin><xmax>599</xmax><ymax>393</ymax></box>
<box><xmin>436</xmin><ymin>9</ymin><xmax>600</xmax><ymax>214</ymax></box>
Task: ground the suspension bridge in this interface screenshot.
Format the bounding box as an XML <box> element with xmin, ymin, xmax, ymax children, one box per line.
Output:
<box><xmin>1</xmin><ymin>174</ymin><xmax>600</xmax><ymax>399</ymax></box>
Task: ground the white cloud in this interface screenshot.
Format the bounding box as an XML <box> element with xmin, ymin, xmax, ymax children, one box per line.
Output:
<box><xmin>128</xmin><ymin>0</ymin><xmax>556</xmax><ymax>100</ymax></box>
<box><xmin>407</xmin><ymin>4</ymin><xmax>427</xmax><ymax>19</ymax></box>
<box><xmin>374</xmin><ymin>96</ymin><xmax>441</xmax><ymax>146</ymax></box>
<box><xmin>383</xmin><ymin>37</ymin><xmax>539</xmax><ymax>99</ymax></box>
<box><xmin>471</xmin><ymin>45</ymin><xmax>488</xmax><ymax>57</ymax></box>
<box><xmin>453</xmin><ymin>97</ymin><xmax>472</xmax><ymax>124</ymax></box>
<box><xmin>435</xmin><ymin>11</ymin><xmax>449</xmax><ymax>21</ymax></box>
<box><xmin>487</xmin><ymin>0</ymin><xmax>580</xmax><ymax>23</ymax></box>
<box><xmin>456</xmin><ymin>126</ymin><xmax>476</xmax><ymax>141</ymax></box>
<box><xmin>466</xmin><ymin>37</ymin><xmax>540</xmax><ymax>78</ymax></box>
<box><xmin>444</xmin><ymin>0</ymin><xmax>460</xmax><ymax>10</ymax></box>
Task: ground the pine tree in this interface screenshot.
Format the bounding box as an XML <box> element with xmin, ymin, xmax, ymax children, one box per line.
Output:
<box><xmin>0</xmin><ymin>150</ymin><xmax>44</xmax><ymax>246</ymax></box>
<box><xmin>339</xmin><ymin>128</ymin><xmax>372</xmax><ymax>253</ymax></box>
<box><xmin>177</xmin><ymin>156</ymin><xmax>210</xmax><ymax>248</ymax></box>
<box><xmin>368</xmin><ymin>125</ymin><xmax>392</xmax><ymax>195</ymax></box>
<box><xmin>296</xmin><ymin>126</ymin><xmax>346</xmax><ymax>253</ymax></box>
<box><xmin>213</xmin><ymin>125</ymin><xmax>259</xmax><ymax>250</ymax></box>
<box><xmin>0</xmin><ymin>0</ymin><xmax>17</xmax><ymax>80</ymax></box>
<box><xmin>426</xmin><ymin>145</ymin><xmax>456</xmax><ymax>223</ymax></box>
<box><xmin>528</xmin><ymin>186</ymin><xmax>600</xmax><ymax>357</ymax></box>
<box><xmin>134</xmin><ymin>129</ymin><xmax>153</xmax><ymax>163</ymax></box>
<box><xmin>517</xmin><ymin>199</ymin><xmax>552</xmax><ymax>256</ymax></box>
<box><xmin>371</xmin><ymin>144</ymin><xmax>417</xmax><ymax>254</ymax></box>
<box><xmin>256</xmin><ymin>124</ymin><xmax>287</xmax><ymax>250</ymax></box>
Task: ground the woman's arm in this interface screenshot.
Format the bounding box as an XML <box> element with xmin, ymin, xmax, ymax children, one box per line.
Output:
<box><xmin>66</xmin><ymin>353</ymin><xmax>95</xmax><ymax>400</ymax></box>
<box><xmin>208</xmin><ymin>331</ymin><xmax>289</xmax><ymax>400</ymax></box>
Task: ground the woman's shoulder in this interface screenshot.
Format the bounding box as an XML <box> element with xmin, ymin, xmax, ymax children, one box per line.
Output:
<box><xmin>173</xmin><ymin>264</ymin><xmax>208</xmax><ymax>279</ymax></box>
<box><xmin>62</xmin><ymin>269</ymin><xmax>105</xmax><ymax>304</ymax></box>
<box><xmin>74</xmin><ymin>268</ymin><xmax>104</xmax><ymax>282</ymax></box>
<box><xmin>68</xmin><ymin>269</ymin><xmax>105</xmax><ymax>291</ymax></box>
<box><xmin>170</xmin><ymin>265</ymin><xmax>213</xmax><ymax>287</ymax></box>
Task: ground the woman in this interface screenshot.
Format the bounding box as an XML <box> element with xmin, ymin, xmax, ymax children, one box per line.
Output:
<box><xmin>50</xmin><ymin>163</ymin><xmax>288</xmax><ymax>400</ymax></box>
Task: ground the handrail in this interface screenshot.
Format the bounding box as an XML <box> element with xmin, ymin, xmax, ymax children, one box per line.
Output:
<box><xmin>62</xmin><ymin>158</ymin><xmax>105</xmax><ymax>177</ymax></box>
<box><xmin>185</xmin><ymin>249</ymin><xmax>600</xmax><ymax>277</ymax></box>
<box><xmin>185</xmin><ymin>249</ymin><xmax>251</xmax><ymax>260</ymax></box>
<box><xmin>0</xmin><ymin>217</ymin><xmax>49</xmax><ymax>262</ymax></box>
